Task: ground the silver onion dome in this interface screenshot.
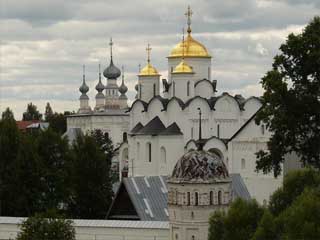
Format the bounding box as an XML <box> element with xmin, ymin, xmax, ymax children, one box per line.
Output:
<box><xmin>103</xmin><ymin>59</ymin><xmax>121</xmax><ymax>79</ymax></box>
<box><xmin>119</xmin><ymin>81</ymin><xmax>128</xmax><ymax>95</ymax></box>
<box><xmin>79</xmin><ymin>65</ymin><xmax>89</xmax><ymax>94</ymax></box>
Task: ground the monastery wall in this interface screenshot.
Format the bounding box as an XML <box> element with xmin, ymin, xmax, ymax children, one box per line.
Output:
<box><xmin>0</xmin><ymin>217</ymin><xmax>169</xmax><ymax>240</ymax></box>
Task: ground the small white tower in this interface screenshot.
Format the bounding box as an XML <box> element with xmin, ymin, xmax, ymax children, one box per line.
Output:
<box><xmin>95</xmin><ymin>63</ymin><xmax>105</xmax><ymax>111</ymax></box>
<box><xmin>167</xmin><ymin>109</ymin><xmax>232</xmax><ymax>240</ymax></box>
<box><xmin>104</xmin><ymin>38</ymin><xmax>121</xmax><ymax>109</ymax></box>
<box><xmin>137</xmin><ymin>44</ymin><xmax>160</xmax><ymax>102</ymax></box>
<box><xmin>78</xmin><ymin>65</ymin><xmax>91</xmax><ymax>113</ymax></box>
<box><xmin>167</xmin><ymin>6</ymin><xmax>212</xmax><ymax>83</ymax></box>
<box><xmin>118</xmin><ymin>66</ymin><xmax>128</xmax><ymax>109</ymax></box>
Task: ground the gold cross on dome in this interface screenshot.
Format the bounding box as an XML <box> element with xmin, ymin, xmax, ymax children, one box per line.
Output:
<box><xmin>185</xmin><ymin>5</ymin><xmax>193</xmax><ymax>34</ymax></box>
<box><xmin>146</xmin><ymin>43</ymin><xmax>152</xmax><ymax>63</ymax></box>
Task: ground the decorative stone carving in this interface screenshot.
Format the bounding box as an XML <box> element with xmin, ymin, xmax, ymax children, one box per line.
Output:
<box><xmin>170</xmin><ymin>150</ymin><xmax>229</xmax><ymax>182</ymax></box>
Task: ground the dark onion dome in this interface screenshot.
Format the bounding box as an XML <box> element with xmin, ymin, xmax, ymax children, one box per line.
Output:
<box><xmin>103</xmin><ymin>59</ymin><xmax>121</xmax><ymax>79</ymax></box>
<box><xmin>79</xmin><ymin>81</ymin><xmax>89</xmax><ymax>94</ymax></box>
<box><xmin>119</xmin><ymin>81</ymin><xmax>128</xmax><ymax>95</ymax></box>
<box><xmin>170</xmin><ymin>150</ymin><xmax>229</xmax><ymax>183</ymax></box>
<box><xmin>95</xmin><ymin>80</ymin><xmax>105</xmax><ymax>92</ymax></box>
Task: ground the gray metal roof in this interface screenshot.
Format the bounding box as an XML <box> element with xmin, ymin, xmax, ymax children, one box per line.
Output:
<box><xmin>108</xmin><ymin>174</ymin><xmax>250</xmax><ymax>221</ymax></box>
<box><xmin>0</xmin><ymin>217</ymin><xmax>169</xmax><ymax>229</ymax></box>
<box><xmin>123</xmin><ymin>176</ymin><xmax>169</xmax><ymax>221</ymax></box>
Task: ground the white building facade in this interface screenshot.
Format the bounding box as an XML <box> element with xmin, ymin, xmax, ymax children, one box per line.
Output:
<box><xmin>67</xmin><ymin>7</ymin><xmax>282</xmax><ymax>204</ymax></box>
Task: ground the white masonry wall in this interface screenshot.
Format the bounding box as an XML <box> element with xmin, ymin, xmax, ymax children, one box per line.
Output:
<box><xmin>0</xmin><ymin>217</ymin><xmax>169</xmax><ymax>240</ymax></box>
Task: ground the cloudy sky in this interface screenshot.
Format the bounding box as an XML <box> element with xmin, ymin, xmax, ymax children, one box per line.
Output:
<box><xmin>0</xmin><ymin>0</ymin><xmax>319</xmax><ymax>118</ymax></box>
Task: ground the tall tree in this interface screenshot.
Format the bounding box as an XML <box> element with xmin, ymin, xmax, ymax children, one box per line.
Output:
<box><xmin>44</xmin><ymin>102</ymin><xmax>53</xmax><ymax>121</ymax></box>
<box><xmin>255</xmin><ymin>16</ymin><xmax>320</xmax><ymax>176</ymax></box>
<box><xmin>36</xmin><ymin>129</ymin><xmax>71</xmax><ymax>213</ymax></box>
<box><xmin>1</xmin><ymin>107</ymin><xmax>14</xmax><ymax>120</ymax></box>
<box><xmin>23</xmin><ymin>102</ymin><xmax>42</xmax><ymax>121</ymax></box>
<box><xmin>68</xmin><ymin>134</ymin><xmax>113</xmax><ymax>219</ymax></box>
<box><xmin>48</xmin><ymin>112</ymin><xmax>67</xmax><ymax>135</ymax></box>
<box><xmin>0</xmin><ymin>108</ymin><xmax>20</xmax><ymax>216</ymax></box>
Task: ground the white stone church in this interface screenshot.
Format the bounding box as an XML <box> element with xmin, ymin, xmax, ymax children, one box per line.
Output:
<box><xmin>57</xmin><ymin>6</ymin><xmax>285</xmax><ymax>240</ymax></box>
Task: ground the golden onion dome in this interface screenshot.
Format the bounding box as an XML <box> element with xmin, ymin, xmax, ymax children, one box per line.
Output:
<box><xmin>139</xmin><ymin>63</ymin><xmax>160</xmax><ymax>76</ymax></box>
<box><xmin>172</xmin><ymin>60</ymin><xmax>193</xmax><ymax>74</ymax></box>
<box><xmin>169</xmin><ymin>34</ymin><xmax>211</xmax><ymax>58</ymax></box>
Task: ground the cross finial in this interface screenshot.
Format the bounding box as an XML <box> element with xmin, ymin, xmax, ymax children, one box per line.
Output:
<box><xmin>182</xmin><ymin>28</ymin><xmax>185</xmax><ymax>60</ymax></box>
<box><xmin>83</xmin><ymin>64</ymin><xmax>86</xmax><ymax>82</ymax></box>
<box><xmin>109</xmin><ymin>37</ymin><xmax>113</xmax><ymax>59</ymax></box>
<box><xmin>98</xmin><ymin>63</ymin><xmax>101</xmax><ymax>81</ymax></box>
<box><xmin>121</xmin><ymin>65</ymin><xmax>125</xmax><ymax>83</ymax></box>
<box><xmin>146</xmin><ymin>43</ymin><xmax>152</xmax><ymax>63</ymax></box>
<box><xmin>185</xmin><ymin>5</ymin><xmax>193</xmax><ymax>35</ymax></box>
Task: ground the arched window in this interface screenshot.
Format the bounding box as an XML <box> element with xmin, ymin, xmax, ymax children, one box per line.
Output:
<box><xmin>137</xmin><ymin>142</ymin><xmax>140</xmax><ymax>160</ymax></box>
<box><xmin>187</xmin><ymin>192</ymin><xmax>191</xmax><ymax>206</ymax></box>
<box><xmin>175</xmin><ymin>233</ymin><xmax>178</xmax><ymax>240</ymax></box>
<box><xmin>173</xmin><ymin>81</ymin><xmax>176</xmax><ymax>97</ymax></box>
<box><xmin>208</xmin><ymin>67</ymin><xmax>211</xmax><ymax>79</ymax></box>
<box><xmin>105</xmin><ymin>132</ymin><xmax>109</xmax><ymax>139</ymax></box>
<box><xmin>241</xmin><ymin>158</ymin><xmax>246</xmax><ymax>170</ymax></box>
<box><xmin>195</xmin><ymin>192</ymin><xmax>199</xmax><ymax>206</ymax></box>
<box><xmin>123</xmin><ymin>132</ymin><xmax>127</xmax><ymax>142</ymax></box>
<box><xmin>210</xmin><ymin>191</ymin><xmax>214</xmax><ymax>205</ymax></box>
<box><xmin>261</xmin><ymin>124</ymin><xmax>265</xmax><ymax>135</ymax></box>
<box><xmin>160</xmin><ymin>146</ymin><xmax>166</xmax><ymax>163</ymax></box>
<box><xmin>217</xmin><ymin>124</ymin><xmax>220</xmax><ymax>138</ymax></box>
<box><xmin>218</xmin><ymin>191</ymin><xmax>222</xmax><ymax>205</ymax></box>
<box><xmin>146</xmin><ymin>142</ymin><xmax>152</xmax><ymax>162</ymax></box>
<box><xmin>187</xmin><ymin>81</ymin><xmax>190</xmax><ymax>96</ymax></box>
<box><xmin>191</xmin><ymin>127</ymin><xmax>194</xmax><ymax>139</ymax></box>
<box><xmin>153</xmin><ymin>83</ymin><xmax>156</xmax><ymax>97</ymax></box>
<box><xmin>171</xmin><ymin>67</ymin><xmax>174</xmax><ymax>73</ymax></box>
<box><xmin>192</xmin><ymin>235</ymin><xmax>195</xmax><ymax>240</ymax></box>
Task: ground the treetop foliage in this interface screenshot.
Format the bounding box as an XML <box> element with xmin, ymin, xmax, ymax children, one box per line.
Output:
<box><xmin>255</xmin><ymin>16</ymin><xmax>320</xmax><ymax>176</ymax></box>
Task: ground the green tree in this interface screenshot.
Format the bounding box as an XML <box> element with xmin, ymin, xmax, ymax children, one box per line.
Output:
<box><xmin>208</xmin><ymin>199</ymin><xmax>264</xmax><ymax>240</ymax></box>
<box><xmin>10</xmin><ymin>134</ymin><xmax>42</xmax><ymax>216</ymax></box>
<box><xmin>47</xmin><ymin>112</ymin><xmax>67</xmax><ymax>134</ymax></box>
<box><xmin>251</xmin><ymin>210</ymin><xmax>278</xmax><ymax>240</ymax></box>
<box><xmin>0</xmin><ymin>108</ymin><xmax>20</xmax><ymax>216</ymax></box>
<box><xmin>269</xmin><ymin>168</ymin><xmax>320</xmax><ymax>216</ymax></box>
<box><xmin>16</xmin><ymin>211</ymin><xmax>75</xmax><ymax>240</ymax></box>
<box><xmin>36</xmin><ymin>129</ymin><xmax>71</xmax><ymax>213</ymax></box>
<box><xmin>255</xmin><ymin>16</ymin><xmax>320</xmax><ymax>176</ymax></box>
<box><xmin>22</xmin><ymin>102</ymin><xmax>42</xmax><ymax>121</ymax></box>
<box><xmin>68</xmin><ymin>134</ymin><xmax>113</xmax><ymax>219</ymax></box>
<box><xmin>279</xmin><ymin>188</ymin><xmax>320</xmax><ymax>239</ymax></box>
<box><xmin>208</xmin><ymin>211</ymin><xmax>226</xmax><ymax>240</ymax></box>
<box><xmin>44</xmin><ymin>102</ymin><xmax>53</xmax><ymax>121</ymax></box>
<box><xmin>1</xmin><ymin>107</ymin><xmax>14</xmax><ymax>120</ymax></box>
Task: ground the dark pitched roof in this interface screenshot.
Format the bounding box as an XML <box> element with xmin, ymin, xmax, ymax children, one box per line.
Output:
<box><xmin>228</xmin><ymin>106</ymin><xmax>263</xmax><ymax>142</ymax></box>
<box><xmin>107</xmin><ymin>174</ymin><xmax>251</xmax><ymax>221</ymax></box>
<box><xmin>160</xmin><ymin>122</ymin><xmax>183</xmax><ymax>135</ymax></box>
<box><xmin>135</xmin><ymin>116</ymin><xmax>166</xmax><ymax>135</ymax></box>
<box><xmin>130</xmin><ymin>122</ymin><xmax>144</xmax><ymax>134</ymax></box>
